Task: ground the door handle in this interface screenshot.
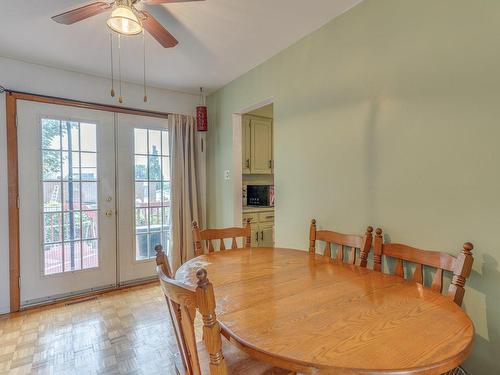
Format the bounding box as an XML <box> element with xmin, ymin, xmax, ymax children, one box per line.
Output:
<box><xmin>105</xmin><ymin>209</ymin><xmax>113</xmax><ymax>217</ymax></box>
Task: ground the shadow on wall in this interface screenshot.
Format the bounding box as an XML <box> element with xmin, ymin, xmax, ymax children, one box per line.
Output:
<box><xmin>463</xmin><ymin>254</ymin><xmax>500</xmax><ymax>373</ymax></box>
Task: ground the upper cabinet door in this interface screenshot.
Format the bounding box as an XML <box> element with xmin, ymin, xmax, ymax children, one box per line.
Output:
<box><xmin>242</xmin><ymin>116</ymin><xmax>252</xmax><ymax>174</ymax></box>
<box><xmin>250</xmin><ymin>117</ymin><xmax>273</xmax><ymax>174</ymax></box>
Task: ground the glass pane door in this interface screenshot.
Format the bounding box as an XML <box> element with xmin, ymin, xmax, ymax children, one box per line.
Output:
<box><xmin>116</xmin><ymin>113</ymin><xmax>169</xmax><ymax>283</ymax></box>
<box><xmin>133</xmin><ymin>128</ymin><xmax>171</xmax><ymax>260</ymax></box>
<box><xmin>18</xmin><ymin>101</ymin><xmax>116</xmax><ymax>306</ymax></box>
<box><xmin>41</xmin><ymin>119</ymin><xmax>99</xmax><ymax>275</ymax></box>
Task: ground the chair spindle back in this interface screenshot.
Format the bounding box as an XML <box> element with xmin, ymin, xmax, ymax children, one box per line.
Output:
<box><xmin>193</xmin><ymin>219</ymin><xmax>251</xmax><ymax>256</ymax></box>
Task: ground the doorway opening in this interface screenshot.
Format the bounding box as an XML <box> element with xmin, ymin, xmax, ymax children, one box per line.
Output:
<box><xmin>231</xmin><ymin>99</ymin><xmax>274</xmax><ymax>248</ymax></box>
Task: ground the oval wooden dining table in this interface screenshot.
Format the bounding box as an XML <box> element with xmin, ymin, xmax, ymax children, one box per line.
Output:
<box><xmin>175</xmin><ymin>247</ymin><xmax>474</xmax><ymax>374</ymax></box>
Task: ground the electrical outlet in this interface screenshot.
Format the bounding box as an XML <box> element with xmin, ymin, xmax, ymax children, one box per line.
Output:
<box><xmin>224</xmin><ymin>170</ymin><xmax>230</xmax><ymax>180</ymax></box>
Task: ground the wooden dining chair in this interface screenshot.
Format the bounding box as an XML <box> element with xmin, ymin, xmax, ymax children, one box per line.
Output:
<box><xmin>309</xmin><ymin>219</ymin><xmax>374</xmax><ymax>267</ymax></box>
<box><xmin>155</xmin><ymin>245</ymin><xmax>292</xmax><ymax>375</ymax></box>
<box><xmin>373</xmin><ymin>228</ymin><xmax>474</xmax><ymax>306</ymax></box>
<box><xmin>192</xmin><ymin>220</ymin><xmax>252</xmax><ymax>256</ymax></box>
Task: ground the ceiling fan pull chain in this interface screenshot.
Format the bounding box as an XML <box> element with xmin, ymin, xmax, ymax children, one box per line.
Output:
<box><xmin>143</xmin><ymin>30</ymin><xmax>148</xmax><ymax>103</ymax></box>
<box><xmin>118</xmin><ymin>34</ymin><xmax>123</xmax><ymax>104</ymax></box>
<box><xmin>110</xmin><ymin>33</ymin><xmax>115</xmax><ymax>98</ymax></box>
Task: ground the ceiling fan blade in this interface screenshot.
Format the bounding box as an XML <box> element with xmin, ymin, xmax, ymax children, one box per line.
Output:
<box><xmin>141</xmin><ymin>11</ymin><xmax>179</xmax><ymax>48</ymax></box>
<box><xmin>142</xmin><ymin>0</ymin><xmax>205</xmax><ymax>4</ymax></box>
<box><xmin>52</xmin><ymin>2</ymin><xmax>112</xmax><ymax>25</ymax></box>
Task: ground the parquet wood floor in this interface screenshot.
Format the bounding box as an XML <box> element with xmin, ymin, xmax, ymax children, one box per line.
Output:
<box><xmin>0</xmin><ymin>283</ymin><xmax>185</xmax><ymax>375</ymax></box>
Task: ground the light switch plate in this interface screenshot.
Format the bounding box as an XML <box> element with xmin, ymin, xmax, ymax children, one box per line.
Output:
<box><xmin>224</xmin><ymin>170</ymin><xmax>230</xmax><ymax>180</ymax></box>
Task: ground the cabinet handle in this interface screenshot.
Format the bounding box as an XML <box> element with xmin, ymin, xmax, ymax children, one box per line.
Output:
<box><xmin>268</xmin><ymin>160</ymin><xmax>272</xmax><ymax>168</ymax></box>
<box><xmin>255</xmin><ymin>232</ymin><xmax>259</xmax><ymax>242</ymax></box>
<box><xmin>261</xmin><ymin>231</ymin><xmax>264</xmax><ymax>240</ymax></box>
<box><xmin>265</xmin><ymin>215</ymin><xmax>274</xmax><ymax>219</ymax></box>
<box><xmin>246</xmin><ymin>159</ymin><xmax>250</xmax><ymax>168</ymax></box>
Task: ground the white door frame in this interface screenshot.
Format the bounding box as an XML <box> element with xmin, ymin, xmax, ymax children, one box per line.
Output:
<box><xmin>231</xmin><ymin>97</ymin><xmax>274</xmax><ymax>227</ymax></box>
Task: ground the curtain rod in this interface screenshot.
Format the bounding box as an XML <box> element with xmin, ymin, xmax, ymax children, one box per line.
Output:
<box><xmin>2</xmin><ymin>88</ymin><xmax>171</xmax><ymax>119</ymax></box>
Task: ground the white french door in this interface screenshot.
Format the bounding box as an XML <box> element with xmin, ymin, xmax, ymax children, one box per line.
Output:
<box><xmin>17</xmin><ymin>101</ymin><xmax>170</xmax><ymax>306</ymax></box>
<box><xmin>116</xmin><ymin>113</ymin><xmax>170</xmax><ymax>282</ymax></box>
<box><xmin>18</xmin><ymin>101</ymin><xmax>117</xmax><ymax>306</ymax></box>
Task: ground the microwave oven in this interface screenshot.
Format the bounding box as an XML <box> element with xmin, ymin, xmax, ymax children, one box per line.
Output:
<box><xmin>246</xmin><ymin>185</ymin><xmax>274</xmax><ymax>207</ymax></box>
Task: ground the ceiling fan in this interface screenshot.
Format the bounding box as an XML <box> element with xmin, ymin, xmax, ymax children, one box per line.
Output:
<box><xmin>52</xmin><ymin>0</ymin><xmax>205</xmax><ymax>48</ymax></box>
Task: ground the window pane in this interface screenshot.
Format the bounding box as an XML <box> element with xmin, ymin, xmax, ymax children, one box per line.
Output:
<box><xmin>62</xmin><ymin>152</ymin><xmax>81</xmax><ymax>181</ymax></box>
<box><xmin>149</xmin><ymin>232</ymin><xmax>162</xmax><ymax>258</ymax></box>
<box><xmin>44</xmin><ymin>243</ymin><xmax>63</xmax><ymax>275</ymax></box>
<box><xmin>135</xmin><ymin>208</ymin><xmax>148</xmax><ymax>234</ymax></box>
<box><xmin>64</xmin><ymin>242</ymin><xmax>82</xmax><ymax>272</ymax></box>
<box><xmin>161</xmin><ymin>157</ymin><xmax>170</xmax><ymax>181</ymax></box>
<box><xmin>80</xmin><ymin>123</ymin><xmax>97</xmax><ymax>152</ymax></box>
<box><xmin>43</xmin><ymin>182</ymin><xmax>62</xmax><ymax>212</ymax></box>
<box><xmin>149</xmin><ymin>207</ymin><xmax>162</xmax><ymax>232</ymax></box>
<box><xmin>149</xmin><ymin>182</ymin><xmax>162</xmax><ymax>207</ymax></box>
<box><xmin>81</xmin><ymin>152</ymin><xmax>97</xmax><ymax>180</ymax></box>
<box><xmin>161</xmin><ymin>231</ymin><xmax>170</xmax><ymax>251</ymax></box>
<box><xmin>134</xmin><ymin>128</ymin><xmax>148</xmax><ymax>154</ymax></box>
<box><xmin>62</xmin><ymin>122</ymin><xmax>79</xmax><ymax>151</ymax></box>
<box><xmin>63</xmin><ymin>182</ymin><xmax>81</xmax><ymax>211</ymax></box>
<box><xmin>41</xmin><ymin>119</ymin><xmax>61</xmax><ymax>150</ymax></box>
<box><xmin>149</xmin><ymin>130</ymin><xmax>161</xmax><ymax>155</ymax></box>
<box><xmin>149</xmin><ymin>155</ymin><xmax>161</xmax><ymax>181</ymax></box>
<box><xmin>135</xmin><ymin>182</ymin><xmax>149</xmax><ymax>207</ymax></box>
<box><xmin>63</xmin><ymin>211</ymin><xmax>81</xmax><ymax>241</ymax></box>
<box><xmin>162</xmin><ymin>206</ymin><xmax>170</xmax><ymax>230</ymax></box>
<box><xmin>82</xmin><ymin>211</ymin><xmax>98</xmax><ymax>239</ymax></box>
<box><xmin>162</xmin><ymin>181</ymin><xmax>171</xmax><ymax>206</ymax></box>
<box><xmin>136</xmin><ymin>234</ymin><xmax>149</xmax><ymax>260</ymax></box>
<box><xmin>44</xmin><ymin>213</ymin><xmax>62</xmax><ymax>243</ymax></box>
<box><xmin>82</xmin><ymin>240</ymin><xmax>98</xmax><ymax>269</ymax></box>
<box><xmin>81</xmin><ymin>182</ymin><xmax>98</xmax><ymax>210</ymax></box>
<box><xmin>161</xmin><ymin>131</ymin><xmax>169</xmax><ymax>156</ymax></box>
<box><xmin>135</xmin><ymin>155</ymin><xmax>148</xmax><ymax>180</ymax></box>
<box><xmin>42</xmin><ymin>150</ymin><xmax>61</xmax><ymax>180</ymax></box>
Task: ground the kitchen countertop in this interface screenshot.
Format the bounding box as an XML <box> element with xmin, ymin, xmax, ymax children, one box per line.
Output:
<box><xmin>242</xmin><ymin>206</ymin><xmax>275</xmax><ymax>213</ymax></box>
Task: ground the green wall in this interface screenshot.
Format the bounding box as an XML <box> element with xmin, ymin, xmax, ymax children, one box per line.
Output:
<box><xmin>206</xmin><ymin>1</ymin><xmax>500</xmax><ymax>372</ymax></box>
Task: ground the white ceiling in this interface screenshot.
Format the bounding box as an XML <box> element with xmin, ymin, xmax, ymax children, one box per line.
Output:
<box><xmin>0</xmin><ymin>0</ymin><xmax>362</xmax><ymax>93</ymax></box>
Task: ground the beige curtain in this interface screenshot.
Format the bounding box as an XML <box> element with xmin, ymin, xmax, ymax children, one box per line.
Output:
<box><xmin>168</xmin><ymin>114</ymin><xmax>201</xmax><ymax>271</ymax></box>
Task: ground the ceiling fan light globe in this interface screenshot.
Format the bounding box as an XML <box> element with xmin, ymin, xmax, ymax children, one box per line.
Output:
<box><xmin>107</xmin><ymin>5</ymin><xmax>142</xmax><ymax>35</ymax></box>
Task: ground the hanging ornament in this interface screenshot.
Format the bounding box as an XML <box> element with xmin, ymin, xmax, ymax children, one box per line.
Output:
<box><xmin>196</xmin><ymin>87</ymin><xmax>208</xmax><ymax>132</ymax></box>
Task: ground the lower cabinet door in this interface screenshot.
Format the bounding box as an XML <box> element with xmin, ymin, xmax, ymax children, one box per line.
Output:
<box><xmin>251</xmin><ymin>224</ymin><xmax>260</xmax><ymax>247</ymax></box>
<box><xmin>259</xmin><ymin>223</ymin><xmax>275</xmax><ymax>247</ymax></box>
